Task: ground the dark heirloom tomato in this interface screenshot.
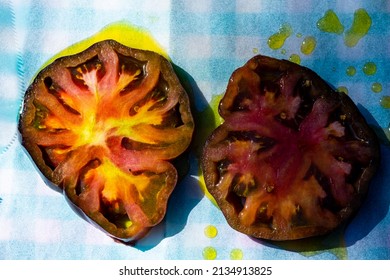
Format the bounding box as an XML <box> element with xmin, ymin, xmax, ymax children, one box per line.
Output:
<box><xmin>19</xmin><ymin>40</ymin><xmax>194</xmax><ymax>243</ymax></box>
<box><xmin>201</xmin><ymin>55</ymin><xmax>380</xmax><ymax>240</ymax></box>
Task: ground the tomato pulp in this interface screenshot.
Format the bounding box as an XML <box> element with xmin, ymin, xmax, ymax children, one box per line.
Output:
<box><xmin>19</xmin><ymin>40</ymin><xmax>194</xmax><ymax>243</ymax></box>
<box><xmin>202</xmin><ymin>55</ymin><xmax>380</xmax><ymax>240</ymax></box>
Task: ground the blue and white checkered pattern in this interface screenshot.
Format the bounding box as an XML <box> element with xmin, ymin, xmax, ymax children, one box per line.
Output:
<box><xmin>0</xmin><ymin>0</ymin><xmax>389</xmax><ymax>259</ymax></box>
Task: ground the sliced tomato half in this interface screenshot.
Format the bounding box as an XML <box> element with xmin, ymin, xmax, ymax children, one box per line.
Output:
<box><xmin>201</xmin><ymin>55</ymin><xmax>380</xmax><ymax>240</ymax></box>
<box><xmin>19</xmin><ymin>40</ymin><xmax>194</xmax><ymax>243</ymax></box>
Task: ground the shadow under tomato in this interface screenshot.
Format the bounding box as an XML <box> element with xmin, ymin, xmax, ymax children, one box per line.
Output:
<box><xmin>345</xmin><ymin>105</ymin><xmax>390</xmax><ymax>246</ymax></box>
<box><xmin>134</xmin><ymin>154</ymin><xmax>205</xmax><ymax>251</ymax></box>
<box><xmin>133</xmin><ymin>65</ymin><xmax>212</xmax><ymax>251</ymax></box>
<box><xmin>256</xmin><ymin>226</ymin><xmax>349</xmax><ymax>259</ymax></box>
<box><xmin>173</xmin><ymin>64</ymin><xmax>218</xmax><ymax>157</ymax></box>
<box><xmin>165</xmin><ymin>155</ymin><xmax>206</xmax><ymax>234</ymax></box>
<box><xmin>344</xmin><ymin>144</ymin><xmax>390</xmax><ymax>248</ymax></box>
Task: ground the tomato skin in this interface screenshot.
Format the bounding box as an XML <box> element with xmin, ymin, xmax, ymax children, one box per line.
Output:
<box><xmin>19</xmin><ymin>40</ymin><xmax>194</xmax><ymax>243</ymax></box>
<box><xmin>202</xmin><ymin>55</ymin><xmax>380</xmax><ymax>241</ymax></box>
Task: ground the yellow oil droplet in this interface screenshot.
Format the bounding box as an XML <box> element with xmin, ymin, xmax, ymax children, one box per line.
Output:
<box><xmin>252</xmin><ymin>47</ymin><xmax>259</xmax><ymax>54</ymax></box>
<box><xmin>204</xmin><ymin>225</ymin><xmax>218</xmax><ymax>238</ymax></box>
<box><xmin>380</xmin><ymin>96</ymin><xmax>390</xmax><ymax>109</ymax></box>
<box><xmin>124</xmin><ymin>220</ymin><xmax>133</xmax><ymax>228</ymax></box>
<box><xmin>267</xmin><ymin>23</ymin><xmax>293</xmax><ymax>50</ymax></box>
<box><xmin>210</xmin><ymin>94</ymin><xmax>224</xmax><ymax>126</ymax></box>
<box><xmin>296</xmin><ymin>33</ymin><xmax>303</xmax><ymax>38</ymax></box>
<box><xmin>316</xmin><ymin>9</ymin><xmax>344</xmax><ymax>34</ymax></box>
<box><xmin>289</xmin><ymin>54</ymin><xmax>301</xmax><ymax>65</ymax></box>
<box><xmin>280</xmin><ymin>49</ymin><xmax>287</xmax><ymax>55</ymax></box>
<box><xmin>337</xmin><ymin>86</ymin><xmax>349</xmax><ymax>95</ymax></box>
<box><xmin>300</xmin><ymin>36</ymin><xmax>317</xmax><ymax>55</ymax></box>
<box><xmin>203</xmin><ymin>246</ymin><xmax>217</xmax><ymax>260</ymax></box>
<box><xmin>344</xmin><ymin>9</ymin><xmax>372</xmax><ymax>47</ymax></box>
<box><xmin>363</xmin><ymin>62</ymin><xmax>377</xmax><ymax>76</ymax></box>
<box><xmin>346</xmin><ymin>66</ymin><xmax>356</xmax><ymax>76</ymax></box>
<box><xmin>371</xmin><ymin>82</ymin><xmax>382</xmax><ymax>93</ymax></box>
<box><xmin>230</xmin><ymin>248</ymin><xmax>243</xmax><ymax>260</ymax></box>
<box><xmin>198</xmin><ymin>171</ymin><xmax>218</xmax><ymax>207</ymax></box>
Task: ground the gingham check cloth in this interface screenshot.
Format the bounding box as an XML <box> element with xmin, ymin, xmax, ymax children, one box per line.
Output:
<box><xmin>0</xmin><ymin>0</ymin><xmax>389</xmax><ymax>259</ymax></box>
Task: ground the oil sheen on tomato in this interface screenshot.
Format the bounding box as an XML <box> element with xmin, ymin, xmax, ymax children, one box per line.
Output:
<box><xmin>39</xmin><ymin>21</ymin><xmax>168</xmax><ymax>74</ymax></box>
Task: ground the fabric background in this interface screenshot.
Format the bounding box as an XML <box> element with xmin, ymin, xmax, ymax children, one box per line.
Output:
<box><xmin>0</xmin><ymin>0</ymin><xmax>389</xmax><ymax>259</ymax></box>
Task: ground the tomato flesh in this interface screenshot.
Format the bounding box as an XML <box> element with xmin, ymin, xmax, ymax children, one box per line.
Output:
<box><xmin>19</xmin><ymin>40</ymin><xmax>194</xmax><ymax>243</ymax></box>
<box><xmin>202</xmin><ymin>55</ymin><xmax>380</xmax><ymax>240</ymax></box>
